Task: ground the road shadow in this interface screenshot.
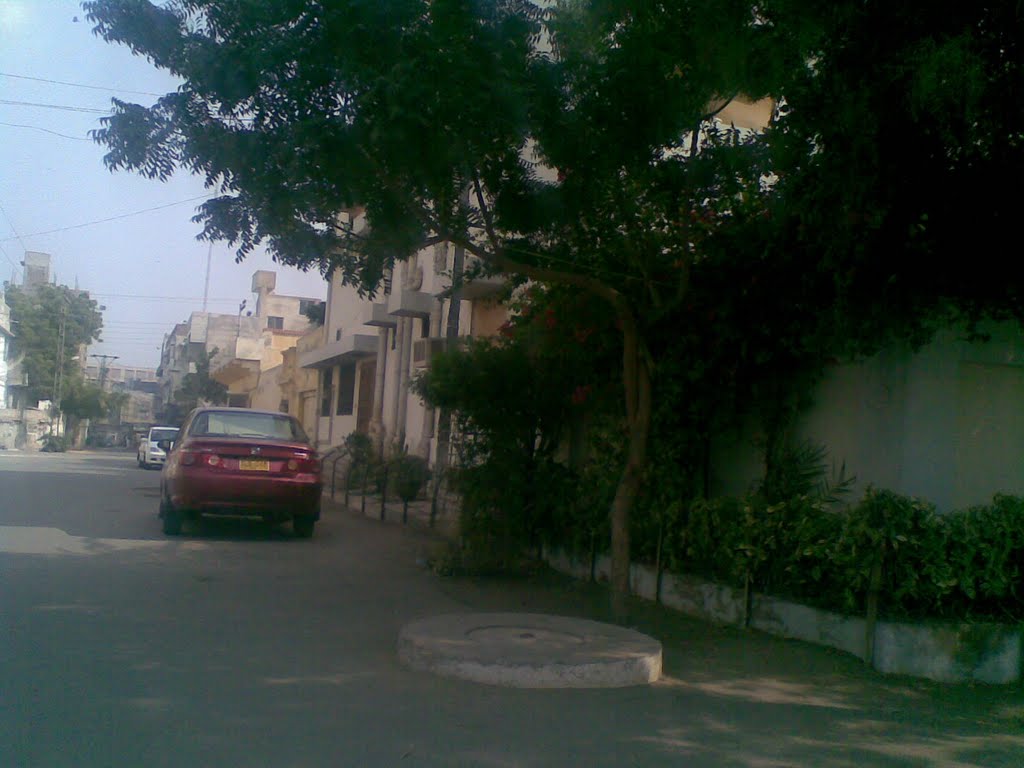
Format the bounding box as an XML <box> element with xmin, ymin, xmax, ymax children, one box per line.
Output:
<box><xmin>421</xmin><ymin>562</ymin><xmax>1024</xmax><ymax>766</ymax></box>
<box><xmin>177</xmin><ymin>516</ymin><xmax>301</xmax><ymax>542</ymax></box>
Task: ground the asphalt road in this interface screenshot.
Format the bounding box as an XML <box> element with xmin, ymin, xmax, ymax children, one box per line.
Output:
<box><xmin>1</xmin><ymin>451</ymin><xmax>1021</xmax><ymax>768</ymax></box>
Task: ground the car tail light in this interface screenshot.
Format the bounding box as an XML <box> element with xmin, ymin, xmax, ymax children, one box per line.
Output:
<box><xmin>180</xmin><ymin>451</ymin><xmax>221</xmax><ymax>468</ymax></box>
<box><xmin>286</xmin><ymin>456</ymin><xmax>319</xmax><ymax>473</ymax></box>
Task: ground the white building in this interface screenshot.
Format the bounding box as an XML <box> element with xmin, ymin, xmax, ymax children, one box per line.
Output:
<box><xmin>300</xmin><ymin>210</ymin><xmax>507</xmax><ymax>460</ymax></box>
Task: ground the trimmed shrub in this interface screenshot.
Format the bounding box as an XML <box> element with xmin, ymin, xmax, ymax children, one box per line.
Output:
<box><xmin>658</xmin><ymin>487</ymin><xmax>1024</xmax><ymax>622</ymax></box>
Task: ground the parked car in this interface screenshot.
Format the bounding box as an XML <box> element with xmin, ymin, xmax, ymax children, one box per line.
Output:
<box><xmin>137</xmin><ymin>426</ymin><xmax>180</xmax><ymax>469</ymax></box>
<box><xmin>158</xmin><ymin>407</ymin><xmax>322</xmax><ymax>537</ymax></box>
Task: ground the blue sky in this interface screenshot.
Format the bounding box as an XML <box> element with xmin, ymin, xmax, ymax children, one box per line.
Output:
<box><xmin>0</xmin><ymin>0</ymin><xmax>328</xmax><ymax>367</ymax></box>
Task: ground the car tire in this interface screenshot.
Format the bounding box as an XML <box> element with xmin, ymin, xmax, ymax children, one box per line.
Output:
<box><xmin>160</xmin><ymin>496</ymin><xmax>183</xmax><ymax>536</ymax></box>
<box><xmin>293</xmin><ymin>516</ymin><xmax>315</xmax><ymax>538</ymax></box>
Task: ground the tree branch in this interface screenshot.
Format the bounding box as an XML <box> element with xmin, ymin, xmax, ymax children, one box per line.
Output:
<box><xmin>472</xmin><ymin>172</ymin><xmax>501</xmax><ymax>256</ymax></box>
<box><xmin>700</xmin><ymin>92</ymin><xmax>741</xmax><ymax>124</ymax></box>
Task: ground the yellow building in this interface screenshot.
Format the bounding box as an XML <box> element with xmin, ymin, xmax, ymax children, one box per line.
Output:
<box><xmin>210</xmin><ymin>271</ymin><xmax>324</xmax><ymax>408</ymax></box>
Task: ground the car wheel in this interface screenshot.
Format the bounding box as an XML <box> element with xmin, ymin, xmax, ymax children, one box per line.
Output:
<box><xmin>160</xmin><ymin>496</ymin><xmax>183</xmax><ymax>536</ymax></box>
<box><xmin>293</xmin><ymin>516</ymin><xmax>315</xmax><ymax>538</ymax></box>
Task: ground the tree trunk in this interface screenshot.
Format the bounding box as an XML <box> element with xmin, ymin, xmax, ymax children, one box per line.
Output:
<box><xmin>431</xmin><ymin>239</ymin><xmax>464</xmax><ymax>526</ymax></box>
<box><xmin>609</xmin><ymin>316</ymin><xmax>652</xmax><ymax>619</ymax></box>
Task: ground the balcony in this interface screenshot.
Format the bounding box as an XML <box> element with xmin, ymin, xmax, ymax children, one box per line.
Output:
<box><xmin>387</xmin><ymin>286</ymin><xmax>435</xmax><ymax>318</ymax></box>
<box><xmin>458</xmin><ymin>257</ymin><xmax>507</xmax><ymax>300</ymax></box>
<box><xmin>299</xmin><ymin>333</ymin><xmax>377</xmax><ymax>370</ymax></box>
<box><xmin>364</xmin><ymin>301</ymin><xmax>397</xmax><ymax>328</ymax></box>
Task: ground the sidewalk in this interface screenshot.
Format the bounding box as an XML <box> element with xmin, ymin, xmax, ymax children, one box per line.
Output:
<box><xmin>321</xmin><ymin>482</ymin><xmax>460</xmax><ymax>538</ymax></box>
<box><xmin>315</xmin><ymin>492</ymin><xmax>1024</xmax><ymax>766</ymax></box>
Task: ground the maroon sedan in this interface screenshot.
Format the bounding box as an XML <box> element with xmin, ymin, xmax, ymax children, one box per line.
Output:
<box><xmin>159</xmin><ymin>407</ymin><xmax>322</xmax><ymax>537</ymax></box>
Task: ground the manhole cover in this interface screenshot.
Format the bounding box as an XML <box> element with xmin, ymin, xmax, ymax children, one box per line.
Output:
<box><xmin>399</xmin><ymin>613</ymin><xmax>662</xmax><ymax>688</ymax></box>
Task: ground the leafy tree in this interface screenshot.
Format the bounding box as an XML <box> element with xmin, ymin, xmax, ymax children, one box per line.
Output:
<box><xmin>84</xmin><ymin>0</ymin><xmax>776</xmax><ymax>609</ymax></box>
<box><xmin>758</xmin><ymin>0</ymin><xmax>1024</xmax><ymax>342</ymax></box>
<box><xmin>174</xmin><ymin>347</ymin><xmax>228</xmax><ymax>412</ymax></box>
<box><xmin>84</xmin><ymin>0</ymin><xmax>1024</xmax><ymax>611</ymax></box>
<box><xmin>104</xmin><ymin>390</ymin><xmax>130</xmax><ymax>424</ymax></box>
<box><xmin>61</xmin><ymin>378</ymin><xmax>107</xmax><ymax>421</ymax></box>
<box><xmin>4</xmin><ymin>284</ymin><xmax>103</xmax><ymax>404</ymax></box>
<box><xmin>414</xmin><ymin>284</ymin><xmax>620</xmax><ymax>564</ymax></box>
<box><xmin>302</xmin><ymin>301</ymin><xmax>325</xmax><ymax>326</ymax></box>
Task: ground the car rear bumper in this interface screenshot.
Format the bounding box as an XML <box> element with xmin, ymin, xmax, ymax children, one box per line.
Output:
<box><xmin>169</xmin><ymin>470</ymin><xmax>322</xmax><ymax>520</ymax></box>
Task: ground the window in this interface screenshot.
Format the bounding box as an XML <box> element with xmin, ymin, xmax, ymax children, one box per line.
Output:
<box><xmin>299</xmin><ymin>299</ymin><xmax>314</xmax><ymax>315</ymax></box>
<box><xmin>267</xmin><ymin>316</ymin><xmax>284</xmax><ymax>330</ymax></box>
<box><xmin>279</xmin><ymin>399</ymin><xmax>289</xmax><ymax>414</ymax></box>
<box><xmin>149</xmin><ymin>427</ymin><xmax>178</xmax><ymax>443</ymax></box>
<box><xmin>320</xmin><ymin>369</ymin><xmax>333</xmax><ymax>417</ymax></box>
<box><xmin>189</xmin><ymin>410</ymin><xmax>306</xmax><ymax>441</ymax></box>
<box><xmin>336</xmin><ymin>364</ymin><xmax>355</xmax><ymax>416</ymax></box>
<box><xmin>336</xmin><ymin>328</ymin><xmax>343</xmax><ymax>341</ymax></box>
<box><xmin>227</xmin><ymin>393</ymin><xmax>249</xmax><ymax>408</ymax></box>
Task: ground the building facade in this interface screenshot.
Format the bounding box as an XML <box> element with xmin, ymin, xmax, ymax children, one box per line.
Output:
<box><xmin>156</xmin><ymin>270</ymin><xmax>323</xmax><ymax>422</ymax></box>
<box><xmin>300</xmin><ymin>211</ymin><xmax>508</xmax><ymax>462</ymax></box>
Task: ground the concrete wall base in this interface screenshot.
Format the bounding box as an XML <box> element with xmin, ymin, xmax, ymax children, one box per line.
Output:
<box><xmin>544</xmin><ymin>549</ymin><xmax>1022</xmax><ymax>685</ymax></box>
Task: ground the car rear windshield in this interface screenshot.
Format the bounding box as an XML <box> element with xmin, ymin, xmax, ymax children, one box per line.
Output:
<box><xmin>189</xmin><ymin>411</ymin><xmax>307</xmax><ymax>442</ymax></box>
<box><xmin>150</xmin><ymin>428</ymin><xmax>179</xmax><ymax>442</ymax></box>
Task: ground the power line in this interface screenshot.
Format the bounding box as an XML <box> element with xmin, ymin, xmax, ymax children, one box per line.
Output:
<box><xmin>0</xmin><ymin>99</ymin><xmax>110</xmax><ymax>115</ymax></box>
<box><xmin>0</xmin><ymin>240</ymin><xmax>18</xmax><ymax>271</ymax></box>
<box><xmin>0</xmin><ymin>203</ymin><xmax>27</xmax><ymax>252</ymax></box>
<box><xmin>0</xmin><ymin>71</ymin><xmax>164</xmax><ymax>98</ymax></box>
<box><xmin>0</xmin><ymin>121</ymin><xmax>92</xmax><ymax>141</ymax></box>
<box><xmin>0</xmin><ymin>195</ymin><xmax>215</xmax><ymax>242</ymax></box>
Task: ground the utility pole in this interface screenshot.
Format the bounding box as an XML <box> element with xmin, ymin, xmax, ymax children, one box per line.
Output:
<box><xmin>236</xmin><ymin>299</ymin><xmax>247</xmax><ymax>353</ymax></box>
<box><xmin>91</xmin><ymin>353</ymin><xmax>119</xmax><ymax>391</ymax></box>
<box><xmin>52</xmin><ymin>296</ymin><xmax>69</xmax><ymax>436</ymax></box>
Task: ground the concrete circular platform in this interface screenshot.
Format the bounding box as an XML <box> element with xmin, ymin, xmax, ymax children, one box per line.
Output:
<box><xmin>398</xmin><ymin>613</ymin><xmax>662</xmax><ymax>688</ymax></box>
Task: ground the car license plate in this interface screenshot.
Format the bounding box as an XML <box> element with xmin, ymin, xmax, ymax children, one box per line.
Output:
<box><xmin>239</xmin><ymin>459</ymin><xmax>270</xmax><ymax>471</ymax></box>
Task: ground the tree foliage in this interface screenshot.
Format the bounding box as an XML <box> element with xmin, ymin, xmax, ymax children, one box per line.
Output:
<box><xmin>61</xmin><ymin>378</ymin><xmax>108</xmax><ymax>422</ymax></box>
<box><xmin>83</xmin><ymin>0</ymin><xmax>1024</xmax><ymax>605</ymax></box>
<box><xmin>173</xmin><ymin>346</ymin><xmax>228</xmax><ymax>412</ymax></box>
<box><xmin>4</xmin><ymin>284</ymin><xmax>103</xmax><ymax>404</ymax></box>
<box><xmin>760</xmin><ymin>0</ymin><xmax>1024</xmax><ymax>340</ymax></box>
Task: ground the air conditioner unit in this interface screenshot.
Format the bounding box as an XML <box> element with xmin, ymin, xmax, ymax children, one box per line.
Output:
<box><xmin>412</xmin><ymin>338</ymin><xmax>449</xmax><ymax>368</ymax></box>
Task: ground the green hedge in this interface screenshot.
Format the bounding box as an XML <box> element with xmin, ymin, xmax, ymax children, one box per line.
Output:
<box><xmin>439</xmin><ymin>431</ymin><xmax>1024</xmax><ymax>622</ymax></box>
<box><xmin>642</xmin><ymin>488</ymin><xmax>1024</xmax><ymax>623</ymax></box>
